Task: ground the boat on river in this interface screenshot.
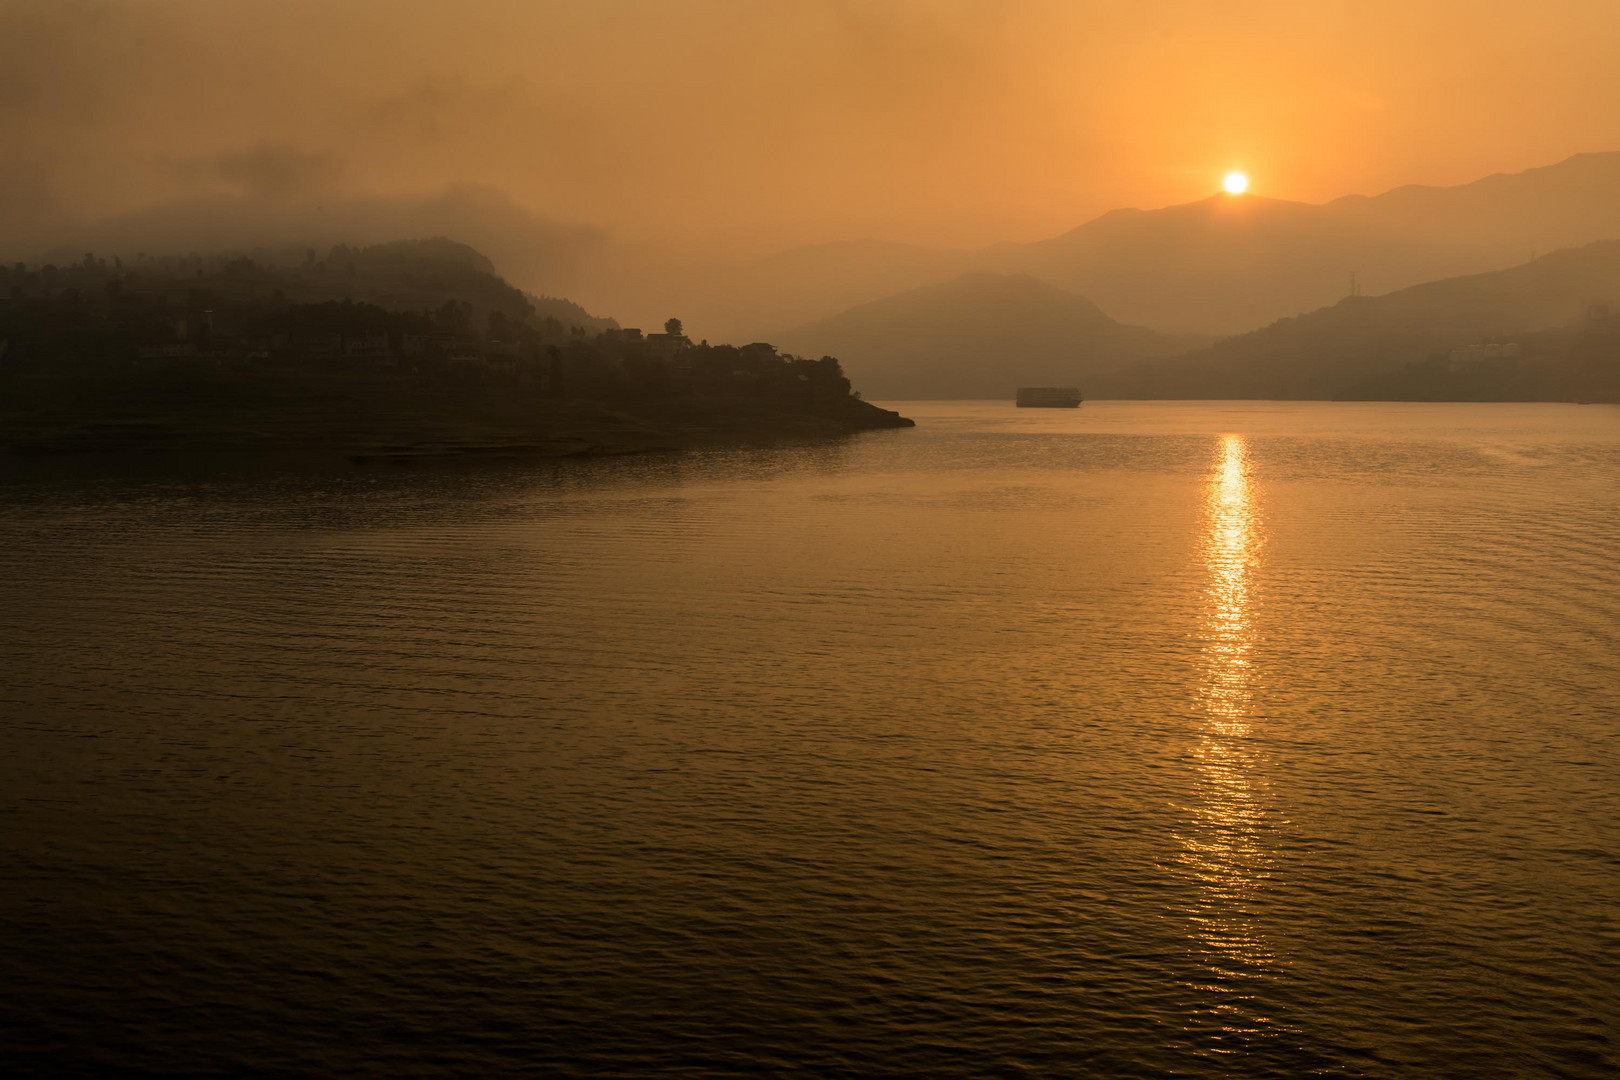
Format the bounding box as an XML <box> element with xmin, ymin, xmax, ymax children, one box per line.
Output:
<box><xmin>1016</xmin><ymin>387</ymin><xmax>1083</xmax><ymax>408</ymax></box>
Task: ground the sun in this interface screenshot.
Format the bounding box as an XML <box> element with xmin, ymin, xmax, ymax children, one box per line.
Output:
<box><xmin>1223</xmin><ymin>171</ymin><xmax>1249</xmax><ymax>195</ymax></box>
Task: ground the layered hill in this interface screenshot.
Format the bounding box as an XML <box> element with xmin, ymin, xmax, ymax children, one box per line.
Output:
<box><xmin>686</xmin><ymin>151</ymin><xmax>1620</xmax><ymax>341</ymax></box>
<box><xmin>1092</xmin><ymin>239</ymin><xmax>1620</xmax><ymax>401</ymax></box>
<box><xmin>348</xmin><ymin>239</ymin><xmax>615</xmax><ymax>332</ymax></box>
<box><xmin>1002</xmin><ymin>151</ymin><xmax>1620</xmax><ymax>333</ymax></box>
<box><xmin>777</xmin><ymin>272</ymin><xmax>1208</xmax><ymax>400</ymax></box>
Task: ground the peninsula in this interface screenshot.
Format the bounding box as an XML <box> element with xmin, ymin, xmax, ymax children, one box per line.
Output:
<box><xmin>0</xmin><ymin>240</ymin><xmax>912</xmax><ymax>461</ymax></box>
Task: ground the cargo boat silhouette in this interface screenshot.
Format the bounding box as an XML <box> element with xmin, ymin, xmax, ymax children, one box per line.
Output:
<box><xmin>1016</xmin><ymin>387</ymin><xmax>1083</xmax><ymax>408</ymax></box>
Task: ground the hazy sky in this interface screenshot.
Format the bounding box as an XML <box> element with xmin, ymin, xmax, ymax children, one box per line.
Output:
<box><xmin>5</xmin><ymin>0</ymin><xmax>1619</xmax><ymax>265</ymax></box>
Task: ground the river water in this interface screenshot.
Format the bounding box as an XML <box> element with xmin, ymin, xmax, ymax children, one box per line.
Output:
<box><xmin>3</xmin><ymin>401</ymin><xmax>1617</xmax><ymax>1077</ymax></box>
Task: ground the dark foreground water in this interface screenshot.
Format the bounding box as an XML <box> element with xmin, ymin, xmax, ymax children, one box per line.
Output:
<box><xmin>2</xmin><ymin>401</ymin><xmax>1618</xmax><ymax>1078</ymax></box>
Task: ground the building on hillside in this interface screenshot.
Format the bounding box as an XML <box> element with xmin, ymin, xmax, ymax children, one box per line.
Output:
<box><xmin>644</xmin><ymin>331</ymin><xmax>691</xmax><ymax>359</ymax></box>
<box><xmin>294</xmin><ymin>335</ymin><xmax>344</xmax><ymax>360</ymax></box>
<box><xmin>343</xmin><ymin>334</ymin><xmax>392</xmax><ymax>360</ymax></box>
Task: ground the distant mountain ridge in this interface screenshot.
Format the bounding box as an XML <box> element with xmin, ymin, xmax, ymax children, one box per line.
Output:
<box><xmin>687</xmin><ymin>151</ymin><xmax>1620</xmax><ymax>340</ymax></box>
<box><xmin>87</xmin><ymin>237</ymin><xmax>620</xmax><ymax>334</ymax></box>
<box><xmin>1092</xmin><ymin>238</ymin><xmax>1620</xmax><ymax>401</ymax></box>
<box><xmin>777</xmin><ymin>272</ymin><xmax>1209</xmax><ymax>400</ymax></box>
<box><xmin>363</xmin><ymin>237</ymin><xmax>498</xmax><ymax>275</ymax></box>
<box><xmin>1001</xmin><ymin>151</ymin><xmax>1620</xmax><ymax>333</ymax></box>
<box><xmin>307</xmin><ymin>238</ymin><xmax>616</xmax><ymax>333</ymax></box>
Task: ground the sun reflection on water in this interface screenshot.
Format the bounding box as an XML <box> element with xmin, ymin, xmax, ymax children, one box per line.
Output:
<box><xmin>1177</xmin><ymin>432</ymin><xmax>1278</xmax><ymax>1048</ymax></box>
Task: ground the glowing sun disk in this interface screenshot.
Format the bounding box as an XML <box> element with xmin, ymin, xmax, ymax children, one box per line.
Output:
<box><xmin>1224</xmin><ymin>171</ymin><xmax>1249</xmax><ymax>194</ymax></box>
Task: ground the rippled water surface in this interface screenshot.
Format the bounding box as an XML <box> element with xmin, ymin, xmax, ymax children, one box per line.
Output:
<box><xmin>3</xmin><ymin>401</ymin><xmax>1618</xmax><ymax>1077</ymax></box>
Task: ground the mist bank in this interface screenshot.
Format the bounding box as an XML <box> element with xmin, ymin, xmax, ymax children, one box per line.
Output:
<box><xmin>10</xmin><ymin>185</ymin><xmax>612</xmax><ymax>314</ymax></box>
<box><xmin>24</xmin><ymin>150</ymin><xmax>1620</xmax><ymax>351</ymax></box>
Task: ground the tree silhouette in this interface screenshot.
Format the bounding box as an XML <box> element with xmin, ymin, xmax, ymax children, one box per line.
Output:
<box><xmin>664</xmin><ymin>317</ymin><xmax>683</xmax><ymax>336</ymax></box>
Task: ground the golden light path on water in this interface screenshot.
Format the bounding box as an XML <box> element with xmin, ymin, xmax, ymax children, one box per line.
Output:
<box><xmin>1178</xmin><ymin>432</ymin><xmax>1279</xmax><ymax>1050</ymax></box>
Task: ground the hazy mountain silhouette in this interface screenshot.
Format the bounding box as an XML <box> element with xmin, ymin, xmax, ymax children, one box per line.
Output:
<box><xmin>319</xmin><ymin>238</ymin><xmax>616</xmax><ymax>332</ymax></box>
<box><xmin>1003</xmin><ymin>151</ymin><xmax>1620</xmax><ymax>333</ymax></box>
<box><xmin>364</xmin><ymin>236</ymin><xmax>498</xmax><ymax>275</ymax></box>
<box><xmin>682</xmin><ymin>239</ymin><xmax>977</xmax><ymax>345</ymax></box>
<box><xmin>24</xmin><ymin>185</ymin><xmax>608</xmax><ymax>308</ymax></box>
<box><xmin>1092</xmin><ymin>239</ymin><xmax>1620</xmax><ymax>399</ymax></box>
<box><xmin>777</xmin><ymin>272</ymin><xmax>1208</xmax><ymax>400</ymax></box>
<box><xmin>697</xmin><ymin>151</ymin><xmax>1620</xmax><ymax>340</ymax></box>
<box><xmin>144</xmin><ymin>236</ymin><xmax>619</xmax><ymax>334</ymax></box>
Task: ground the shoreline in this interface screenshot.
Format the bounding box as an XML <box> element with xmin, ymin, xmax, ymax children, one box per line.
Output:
<box><xmin>0</xmin><ymin>395</ymin><xmax>914</xmax><ymax>463</ymax></box>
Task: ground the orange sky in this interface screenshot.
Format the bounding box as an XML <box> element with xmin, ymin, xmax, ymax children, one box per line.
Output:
<box><xmin>4</xmin><ymin>0</ymin><xmax>1619</xmax><ymax>261</ymax></box>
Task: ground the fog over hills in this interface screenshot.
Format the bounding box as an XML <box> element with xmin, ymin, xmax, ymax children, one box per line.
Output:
<box><xmin>685</xmin><ymin>151</ymin><xmax>1620</xmax><ymax>341</ymax></box>
<box><xmin>19</xmin><ymin>148</ymin><xmax>1620</xmax><ymax>407</ymax></box>
<box><xmin>1001</xmin><ymin>151</ymin><xmax>1620</xmax><ymax>334</ymax></box>
<box><xmin>22</xmin><ymin>184</ymin><xmax>608</xmax><ymax>311</ymax></box>
<box><xmin>1092</xmin><ymin>239</ymin><xmax>1620</xmax><ymax>401</ymax></box>
<box><xmin>25</xmin><ymin>150</ymin><xmax>1620</xmax><ymax>356</ymax></box>
<box><xmin>776</xmin><ymin>273</ymin><xmax>1208</xmax><ymax>400</ymax></box>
